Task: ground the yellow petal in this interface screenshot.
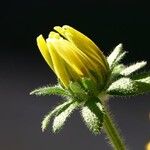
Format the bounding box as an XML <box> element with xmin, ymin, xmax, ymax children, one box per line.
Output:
<box><xmin>54</xmin><ymin>25</ymin><xmax>109</xmax><ymax>71</ymax></box>
<box><xmin>36</xmin><ymin>35</ymin><xmax>53</xmax><ymax>70</ymax></box>
<box><xmin>47</xmin><ymin>38</ymin><xmax>86</xmax><ymax>76</ymax></box>
<box><xmin>48</xmin><ymin>31</ymin><xmax>62</xmax><ymax>39</ymax></box>
<box><xmin>47</xmin><ymin>38</ymin><xmax>106</xmax><ymax>84</ymax></box>
<box><xmin>46</xmin><ymin>39</ymin><xmax>71</xmax><ymax>87</ymax></box>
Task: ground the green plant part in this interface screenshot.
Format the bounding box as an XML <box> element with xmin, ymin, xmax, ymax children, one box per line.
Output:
<box><xmin>30</xmin><ymin>25</ymin><xmax>150</xmax><ymax>150</ymax></box>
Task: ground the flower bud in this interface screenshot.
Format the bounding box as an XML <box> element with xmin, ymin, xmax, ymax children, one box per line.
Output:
<box><xmin>36</xmin><ymin>25</ymin><xmax>110</xmax><ymax>89</ymax></box>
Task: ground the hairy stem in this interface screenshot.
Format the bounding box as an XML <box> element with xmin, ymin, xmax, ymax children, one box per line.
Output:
<box><xmin>103</xmin><ymin>110</ymin><xmax>126</xmax><ymax>150</ymax></box>
<box><xmin>99</xmin><ymin>95</ymin><xmax>126</xmax><ymax>150</ymax></box>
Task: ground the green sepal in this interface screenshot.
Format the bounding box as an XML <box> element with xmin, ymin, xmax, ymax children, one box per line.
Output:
<box><xmin>107</xmin><ymin>44</ymin><xmax>126</xmax><ymax>69</ymax></box>
<box><xmin>112</xmin><ymin>64</ymin><xmax>125</xmax><ymax>76</ymax></box>
<box><xmin>81</xmin><ymin>97</ymin><xmax>104</xmax><ymax>134</ymax></box>
<box><xmin>81</xmin><ymin>78</ymin><xmax>98</xmax><ymax>95</ymax></box>
<box><xmin>131</xmin><ymin>72</ymin><xmax>150</xmax><ymax>84</ymax></box>
<box><xmin>110</xmin><ymin>64</ymin><xmax>126</xmax><ymax>82</ymax></box>
<box><xmin>41</xmin><ymin>99</ymin><xmax>74</xmax><ymax>132</ymax></box>
<box><xmin>107</xmin><ymin>77</ymin><xmax>150</xmax><ymax>96</ymax></box>
<box><xmin>52</xmin><ymin>101</ymin><xmax>79</xmax><ymax>133</ymax></box>
<box><xmin>30</xmin><ymin>85</ymin><xmax>70</xmax><ymax>97</ymax></box>
<box><xmin>120</xmin><ymin>61</ymin><xmax>147</xmax><ymax>76</ymax></box>
<box><xmin>114</xmin><ymin>51</ymin><xmax>127</xmax><ymax>66</ymax></box>
<box><xmin>68</xmin><ymin>82</ymin><xmax>88</xmax><ymax>101</ymax></box>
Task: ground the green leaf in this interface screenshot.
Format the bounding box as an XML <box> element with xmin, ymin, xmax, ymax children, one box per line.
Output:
<box><xmin>52</xmin><ymin>101</ymin><xmax>78</xmax><ymax>133</ymax></box>
<box><xmin>30</xmin><ymin>85</ymin><xmax>70</xmax><ymax>97</ymax></box>
<box><xmin>107</xmin><ymin>77</ymin><xmax>150</xmax><ymax>96</ymax></box>
<box><xmin>81</xmin><ymin>98</ymin><xmax>104</xmax><ymax>134</ymax></box>
<box><xmin>107</xmin><ymin>44</ymin><xmax>126</xmax><ymax>69</ymax></box>
<box><xmin>41</xmin><ymin>99</ymin><xmax>73</xmax><ymax>132</ymax></box>
<box><xmin>120</xmin><ymin>61</ymin><xmax>147</xmax><ymax>76</ymax></box>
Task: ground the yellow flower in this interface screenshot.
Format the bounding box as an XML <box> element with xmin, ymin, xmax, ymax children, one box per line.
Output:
<box><xmin>36</xmin><ymin>25</ymin><xmax>109</xmax><ymax>89</ymax></box>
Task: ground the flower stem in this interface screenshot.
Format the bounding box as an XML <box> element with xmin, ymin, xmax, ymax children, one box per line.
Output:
<box><xmin>103</xmin><ymin>108</ymin><xmax>126</xmax><ymax>150</ymax></box>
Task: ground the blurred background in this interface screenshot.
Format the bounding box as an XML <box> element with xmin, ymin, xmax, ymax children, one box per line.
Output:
<box><xmin>0</xmin><ymin>0</ymin><xmax>150</xmax><ymax>150</ymax></box>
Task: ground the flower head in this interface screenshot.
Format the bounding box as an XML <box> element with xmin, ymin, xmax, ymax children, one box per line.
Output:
<box><xmin>31</xmin><ymin>26</ymin><xmax>150</xmax><ymax>137</ymax></box>
<box><xmin>37</xmin><ymin>25</ymin><xmax>109</xmax><ymax>89</ymax></box>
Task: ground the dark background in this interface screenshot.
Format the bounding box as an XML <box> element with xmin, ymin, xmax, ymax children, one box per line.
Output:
<box><xmin>0</xmin><ymin>0</ymin><xmax>150</xmax><ymax>150</ymax></box>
